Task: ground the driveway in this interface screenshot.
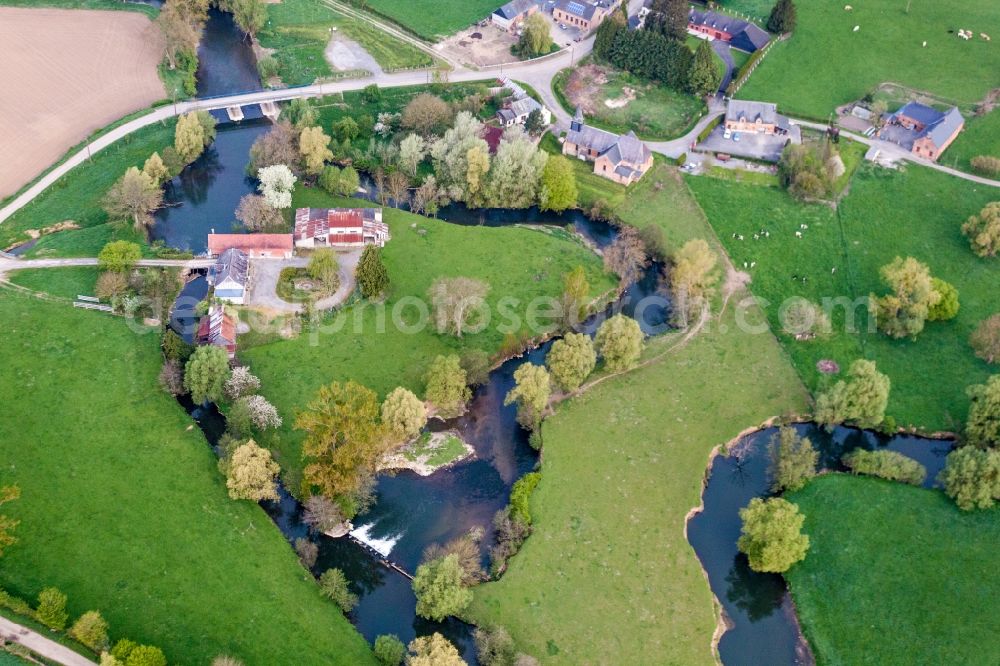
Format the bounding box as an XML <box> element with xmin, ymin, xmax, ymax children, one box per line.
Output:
<box><xmin>877</xmin><ymin>123</ymin><xmax>920</xmax><ymax>151</ymax></box>
<box><xmin>698</xmin><ymin>124</ymin><xmax>800</xmax><ymax>163</ymax></box>
<box><xmin>245</xmin><ymin>250</ymin><xmax>360</xmax><ymax>313</ymax></box>
<box><xmin>711</xmin><ymin>40</ymin><xmax>734</xmax><ymax>94</ymax></box>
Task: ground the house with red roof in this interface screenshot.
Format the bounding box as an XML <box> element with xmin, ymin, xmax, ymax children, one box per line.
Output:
<box><xmin>197</xmin><ymin>305</ymin><xmax>237</xmax><ymax>358</ymax></box>
<box><xmin>294</xmin><ymin>208</ymin><xmax>390</xmax><ymax>249</ymax></box>
<box><xmin>207</xmin><ymin>233</ymin><xmax>293</xmax><ymax>259</ymax></box>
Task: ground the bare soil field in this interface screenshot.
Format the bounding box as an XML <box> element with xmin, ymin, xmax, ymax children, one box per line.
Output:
<box><xmin>0</xmin><ymin>7</ymin><xmax>165</xmax><ymax>198</ymax></box>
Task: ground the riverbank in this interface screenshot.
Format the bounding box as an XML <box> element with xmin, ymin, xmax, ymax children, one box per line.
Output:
<box><xmin>380</xmin><ymin>430</ymin><xmax>475</xmax><ymax>476</ymax></box>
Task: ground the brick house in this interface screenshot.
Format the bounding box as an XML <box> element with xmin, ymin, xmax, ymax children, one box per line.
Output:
<box><xmin>207</xmin><ymin>233</ymin><xmax>293</xmax><ymax>259</ymax></box>
<box><xmin>491</xmin><ymin>0</ymin><xmax>537</xmax><ymax>31</ymax></box>
<box><xmin>687</xmin><ymin>8</ymin><xmax>770</xmax><ymax>53</ymax></box>
<box><xmin>725</xmin><ymin>100</ymin><xmax>791</xmax><ymax>135</ymax></box>
<box><xmin>563</xmin><ymin>108</ymin><xmax>653</xmax><ymax>185</ymax></box>
<box><xmin>294</xmin><ymin>208</ymin><xmax>390</xmax><ymax>249</ymax></box>
<box><xmin>196</xmin><ymin>305</ymin><xmax>237</xmax><ymax>358</ymax></box>
<box><xmin>553</xmin><ymin>0</ymin><xmax>619</xmax><ymax>33</ymax></box>
<box><xmin>884</xmin><ymin>102</ymin><xmax>965</xmax><ymax>161</ymax></box>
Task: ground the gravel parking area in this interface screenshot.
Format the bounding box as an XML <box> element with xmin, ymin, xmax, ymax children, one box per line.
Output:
<box><xmin>698</xmin><ymin>124</ymin><xmax>801</xmax><ymax>163</ymax></box>
<box><xmin>245</xmin><ymin>250</ymin><xmax>361</xmax><ymax>313</ymax></box>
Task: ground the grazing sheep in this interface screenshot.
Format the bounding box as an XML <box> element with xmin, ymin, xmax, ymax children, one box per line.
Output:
<box><xmin>981</xmin><ymin>33</ymin><xmax>991</xmax><ymax>41</ymax></box>
<box><xmin>853</xmin><ymin>25</ymin><xmax>860</xmax><ymax>32</ymax></box>
<box><xmin>795</xmin><ymin>231</ymin><xmax>803</xmax><ymax>238</ymax></box>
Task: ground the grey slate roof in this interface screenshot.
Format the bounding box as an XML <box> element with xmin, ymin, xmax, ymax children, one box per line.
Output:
<box><xmin>689</xmin><ymin>8</ymin><xmax>769</xmax><ymax>51</ymax></box>
<box><xmin>615</xmin><ymin>131</ymin><xmax>652</xmax><ymax>165</ymax></box>
<box><xmin>557</xmin><ymin>0</ymin><xmax>599</xmax><ymax>21</ymax></box>
<box><xmin>924</xmin><ymin>107</ymin><xmax>964</xmax><ymax>147</ymax></box>
<box><xmin>210</xmin><ymin>248</ymin><xmax>248</xmax><ymax>288</ymax></box>
<box><xmin>726</xmin><ymin>100</ymin><xmax>779</xmax><ymax>124</ymax></box>
<box><xmin>566</xmin><ymin>124</ymin><xmax>620</xmax><ymax>154</ymax></box>
<box><xmin>494</xmin><ymin>0</ymin><xmax>535</xmax><ymax>20</ymax></box>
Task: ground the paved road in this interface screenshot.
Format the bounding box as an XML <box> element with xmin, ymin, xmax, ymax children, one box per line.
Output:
<box><xmin>0</xmin><ymin>0</ymin><xmax>996</xmax><ymax>231</ymax></box>
<box><xmin>711</xmin><ymin>40</ymin><xmax>734</xmax><ymax>94</ymax></box>
<box><xmin>0</xmin><ymin>615</ymin><xmax>97</xmax><ymax>666</ymax></box>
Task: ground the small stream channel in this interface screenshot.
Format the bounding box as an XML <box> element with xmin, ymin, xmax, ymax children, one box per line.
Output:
<box><xmin>687</xmin><ymin>424</ymin><xmax>953</xmax><ymax>665</ymax></box>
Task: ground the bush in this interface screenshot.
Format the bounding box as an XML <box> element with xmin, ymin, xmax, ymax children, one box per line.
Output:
<box><xmin>938</xmin><ymin>446</ymin><xmax>1000</xmax><ymax>511</ymax></box>
<box><xmin>257</xmin><ymin>55</ymin><xmax>279</xmax><ymax>81</ymax></box>
<box><xmin>474</xmin><ymin>625</ymin><xmax>517</xmax><ymax>666</ymax></box>
<box><xmin>95</xmin><ymin>271</ymin><xmax>129</xmax><ymax>300</ymax></box>
<box><xmin>294</xmin><ymin>537</ymin><xmax>318</xmax><ymax>569</ymax></box>
<box><xmin>373</xmin><ymin>634</ymin><xmax>406</xmax><ymax>666</ymax></box>
<box><xmin>509</xmin><ymin>472</ymin><xmax>541</xmax><ymax>527</ymax></box>
<box><xmin>971</xmin><ymin>314</ymin><xmax>1000</xmax><ymax>364</ymax></box>
<box><xmin>36</xmin><ymin>587</ymin><xmax>68</xmax><ymax>631</ymax></box>
<box><xmin>842</xmin><ymin>449</ymin><xmax>927</xmax><ymax>486</ymax></box>
<box><xmin>971</xmin><ymin>155</ymin><xmax>1000</xmax><ymax>176</ymax></box>
<box><xmin>70</xmin><ymin>610</ymin><xmax>110</xmax><ymax>651</ymax></box>
<box><xmin>98</xmin><ymin>241</ymin><xmax>142</xmax><ymax>273</ymax></box>
<box><xmin>928</xmin><ymin>277</ymin><xmax>960</xmax><ymax>322</ymax></box>
<box><xmin>0</xmin><ymin>588</ymin><xmax>34</xmax><ymax>617</ymax></box>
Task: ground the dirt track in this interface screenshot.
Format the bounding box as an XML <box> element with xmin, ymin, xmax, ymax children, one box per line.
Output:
<box><xmin>0</xmin><ymin>7</ymin><xmax>165</xmax><ymax>198</ymax></box>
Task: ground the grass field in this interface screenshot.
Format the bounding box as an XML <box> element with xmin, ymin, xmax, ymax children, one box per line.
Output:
<box><xmin>787</xmin><ymin>475</ymin><xmax>1000</xmax><ymax>665</ymax></box>
<box><xmin>7</xmin><ymin>266</ymin><xmax>99</xmax><ymax>300</ymax></box>
<box><xmin>0</xmin><ymin>120</ymin><xmax>176</xmax><ymax>256</ymax></box>
<box><xmin>469</xmin><ymin>173</ymin><xmax>810</xmax><ymax>663</ymax></box>
<box><xmin>363</xmin><ymin>0</ymin><xmax>498</xmax><ymax>40</ymax></box>
<box><xmin>553</xmin><ymin>64</ymin><xmax>708</xmax><ymax>141</ymax></box>
<box><xmin>942</xmin><ymin>108</ymin><xmax>1000</xmax><ymax>173</ymax></box>
<box><xmin>244</xmin><ymin>188</ymin><xmax>617</xmax><ymax>493</ymax></box>
<box><xmin>739</xmin><ymin>0</ymin><xmax>1000</xmax><ymax>119</ymax></box>
<box><xmin>688</xmin><ymin>163</ymin><xmax>1000</xmax><ymax>431</ymax></box>
<box><xmin>259</xmin><ymin>0</ymin><xmax>433</xmax><ymax>86</ymax></box>
<box><xmin>0</xmin><ymin>286</ymin><xmax>375</xmax><ymax>665</ymax></box>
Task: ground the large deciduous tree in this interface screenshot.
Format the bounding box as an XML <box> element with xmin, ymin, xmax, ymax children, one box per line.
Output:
<box><xmin>308</xmin><ymin>248</ymin><xmax>340</xmax><ymax>294</ymax></box>
<box><xmin>971</xmin><ymin>313</ymin><xmax>1000</xmax><ymax>364</ymax></box>
<box><xmin>595</xmin><ymin>314</ymin><xmax>644</xmax><ymax>371</ymax></box>
<box><xmin>546</xmin><ymin>333</ymin><xmax>596</xmax><ymax>392</ymax></box>
<box><xmin>249</xmin><ymin>121</ymin><xmax>300</xmax><ymax>175</ymax></box>
<box><xmin>299</xmin><ymin>125</ymin><xmax>334</xmax><ymax>176</ymax></box>
<box><xmin>294</xmin><ymin>381</ymin><xmax>388</xmax><ymax>503</ymax></box>
<box><xmin>560</xmin><ymin>265</ymin><xmax>590</xmax><ymax>329</ymax></box>
<box><xmin>938</xmin><ymin>446</ymin><xmax>1000</xmax><ymax>511</ymax></box>
<box><xmin>962</xmin><ymin>201</ymin><xmax>1000</xmax><ymax>258</ymax></box>
<box><xmin>424</xmin><ymin>355</ymin><xmax>471</xmax><ymax>418</ymax></box>
<box><xmin>102</xmin><ymin>168</ymin><xmax>163</xmax><ymax>233</ymax></box>
<box><xmin>539</xmin><ymin>154</ymin><xmax>577</xmax><ymax>213</ymax></box>
<box><xmin>965</xmin><ymin>375</ymin><xmax>1000</xmax><ymax>450</ymax></box>
<box><xmin>428</xmin><ymin>276</ymin><xmax>490</xmax><ymax>337</ymax></box>
<box><xmin>407</xmin><ymin>633</ymin><xmax>464</xmax><ymax>666</ymax></box>
<box><xmin>156</xmin><ymin>0</ymin><xmax>202</xmax><ymax>70</ymax></box>
<box><xmin>869</xmin><ymin>256</ymin><xmax>940</xmax><ymax>339</ymax></box>
<box><xmin>319</xmin><ymin>568</ymin><xmax>358</xmax><ymax>613</ymax></box>
<box><xmin>504</xmin><ymin>363</ymin><xmax>551</xmax><ymax>430</ymax></box>
<box><xmin>399</xmin><ymin>133</ymin><xmax>427</xmax><ymax>177</ymax></box>
<box><xmin>518</xmin><ymin>12</ymin><xmax>551</xmax><ymax>56</ymax></box>
<box><xmin>98</xmin><ymin>240</ymin><xmax>142</xmax><ymax>273</ymax></box>
<box><xmin>225</xmin><ymin>439</ymin><xmax>281</xmax><ymax>501</ymax></box>
<box><xmin>257</xmin><ymin>164</ymin><xmax>297</xmax><ymax>209</ymax></box>
<box><xmin>737</xmin><ymin>497</ymin><xmax>809</xmax><ymax>573</ymax></box>
<box><xmin>603</xmin><ymin>225</ymin><xmax>648</xmax><ymax>286</ymax></box>
<box><xmin>814</xmin><ymin>359</ymin><xmax>890</xmax><ymax>429</ymax></box>
<box><xmin>671</xmin><ymin>238</ymin><xmax>718</xmax><ymax>327</ymax></box>
<box><xmin>488</xmin><ymin>129</ymin><xmax>547</xmax><ymax>208</ymax></box>
<box><xmin>184</xmin><ymin>345</ymin><xmax>231</xmax><ymax>405</ymax></box>
<box><xmin>235</xmin><ymin>193</ymin><xmax>283</xmax><ymax>232</ymax></box>
<box><xmin>231</xmin><ymin>0</ymin><xmax>266</xmax><ymax>40</ymax></box>
<box><xmin>402</xmin><ymin>93</ymin><xmax>453</xmax><ymax>136</ymax></box>
<box><xmin>768</xmin><ymin>427</ymin><xmax>817</xmax><ymax>493</ymax></box>
<box><xmin>430</xmin><ymin>111</ymin><xmax>488</xmax><ymax>202</ymax></box>
<box><xmin>412</xmin><ymin>554</ymin><xmax>472</xmax><ymax>621</ymax></box>
<box><xmin>381</xmin><ymin>387</ymin><xmax>427</xmax><ymax>442</ymax></box>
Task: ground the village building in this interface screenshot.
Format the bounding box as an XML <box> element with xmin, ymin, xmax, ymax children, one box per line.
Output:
<box><xmin>553</xmin><ymin>0</ymin><xmax>619</xmax><ymax>33</ymax></box>
<box><xmin>491</xmin><ymin>0</ymin><xmax>538</xmax><ymax>32</ymax></box>
<box><xmin>562</xmin><ymin>108</ymin><xmax>653</xmax><ymax>185</ymax></box>
<box><xmin>196</xmin><ymin>305</ymin><xmax>237</xmax><ymax>358</ymax></box>
<box><xmin>725</xmin><ymin>100</ymin><xmax>791</xmax><ymax>135</ymax></box>
<box><xmin>881</xmin><ymin>102</ymin><xmax>964</xmax><ymax>161</ymax></box>
<box><xmin>207</xmin><ymin>247</ymin><xmax>249</xmax><ymax>305</ymax></box>
<box><xmin>687</xmin><ymin>8</ymin><xmax>770</xmax><ymax>52</ymax></box>
<box><xmin>494</xmin><ymin>77</ymin><xmax>552</xmax><ymax>127</ymax></box>
<box><xmin>294</xmin><ymin>207</ymin><xmax>390</xmax><ymax>249</ymax></box>
<box><xmin>207</xmin><ymin>233</ymin><xmax>293</xmax><ymax>259</ymax></box>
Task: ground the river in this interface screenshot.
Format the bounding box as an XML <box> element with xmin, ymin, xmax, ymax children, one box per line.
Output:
<box><xmin>686</xmin><ymin>424</ymin><xmax>953</xmax><ymax>665</ymax></box>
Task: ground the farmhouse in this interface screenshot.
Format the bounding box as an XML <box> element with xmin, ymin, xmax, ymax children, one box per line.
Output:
<box><xmin>207</xmin><ymin>247</ymin><xmax>249</xmax><ymax>305</ymax></box>
<box><xmin>553</xmin><ymin>0</ymin><xmax>619</xmax><ymax>33</ymax></box>
<box><xmin>688</xmin><ymin>8</ymin><xmax>770</xmax><ymax>52</ymax></box>
<box><xmin>294</xmin><ymin>207</ymin><xmax>390</xmax><ymax>248</ymax></box>
<box><xmin>882</xmin><ymin>102</ymin><xmax>964</xmax><ymax>161</ymax></box>
<box><xmin>207</xmin><ymin>233</ymin><xmax>293</xmax><ymax>259</ymax></box>
<box><xmin>491</xmin><ymin>0</ymin><xmax>537</xmax><ymax>32</ymax></box>
<box><xmin>563</xmin><ymin>108</ymin><xmax>653</xmax><ymax>185</ymax></box>
<box><xmin>196</xmin><ymin>305</ymin><xmax>237</xmax><ymax>358</ymax></box>
<box><xmin>725</xmin><ymin>100</ymin><xmax>791</xmax><ymax>135</ymax></box>
<box><xmin>494</xmin><ymin>77</ymin><xmax>552</xmax><ymax>127</ymax></box>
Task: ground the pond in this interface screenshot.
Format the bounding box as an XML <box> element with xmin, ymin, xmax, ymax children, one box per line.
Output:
<box><xmin>150</xmin><ymin>119</ymin><xmax>271</xmax><ymax>254</ymax></box>
<box><xmin>686</xmin><ymin>423</ymin><xmax>953</xmax><ymax>665</ymax></box>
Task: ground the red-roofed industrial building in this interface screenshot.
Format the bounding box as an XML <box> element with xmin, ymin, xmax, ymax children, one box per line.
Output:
<box><xmin>197</xmin><ymin>305</ymin><xmax>237</xmax><ymax>358</ymax></box>
<box><xmin>294</xmin><ymin>207</ymin><xmax>390</xmax><ymax>249</ymax></box>
<box><xmin>207</xmin><ymin>233</ymin><xmax>293</xmax><ymax>258</ymax></box>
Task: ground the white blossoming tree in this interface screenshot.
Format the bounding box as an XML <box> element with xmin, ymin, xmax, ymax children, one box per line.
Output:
<box><xmin>257</xmin><ymin>164</ymin><xmax>297</xmax><ymax>209</ymax></box>
<box><xmin>224</xmin><ymin>366</ymin><xmax>261</xmax><ymax>401</ymax></box>
<box><xmin>238</xmin><ymin>395</ymin><xmax>283</xmax><ymax>430</ymax></box>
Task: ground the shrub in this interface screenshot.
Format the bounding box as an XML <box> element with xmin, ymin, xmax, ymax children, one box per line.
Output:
<box><xmin>122</xmin><ymin>645</ymin><xmax>167</xmax><ymax>666</ymax></box>
<box><xmin>928</xmin><ymin>278</ymin><xmax>960</xmax><ymax>321</ymax></box>
<box><xmin>302</xmin><ymin>495</ymin><xmax>345</xmax><ymax>533</ymax></box>
<box><xmin>36</xmin><ymin>587</ymin><xmax>68</xmax><ymax>631</ymax></box>
<box><xmin>373</xmin><ymin>634</ymin><xmax>406</xmax><ymax>666</ymax></box>
<box><xmin>962</xmin><ymin>201</ymin><xmax>1000</xmax><ymax>258</ymax></box>
<box><xmin>412</xmin><ymin>554</ymin><xmax>472</xmax><ymax>621</ymax></box>
<box><xmin>98</xmin><ymin>241</ymin><xmax>142</xmax><ymax>273</ymax></box>
<box><xmin>965</xmin><ymin>375</ymin><xmax>1000</xmax><ymax>450</ymax></box>
<box><xmin>294</xmin><ymin>537</ymin><xmax>318</xmax><ymax>569</ymax></box>
<box><xmin>971</xmin><ymin>314</ymin><xmax>1000</xmax><ymax>364</ymax></box>
<box><xmin>95</xmin><ymin>271</ymin><xmax>129</xmax><ymax>300</ymax></box>
<box><xmin>257</xmin><ymin>55</ymin><xmax>279</xmax><ymax>81</ymax></box>
<box><xmin>474</xmin><ymin>625</ymin><xmax>517</xmax><ymax>666</ymax></box>
<box><xmin>460</xmin><ymin>349</ymin><xmax>492</xmax><ymax>387</ymax></box>
<box><xmin>509</xmin><ymin>472</ymin><xmax>541</xmax><ymax>527</ymax></box>
<box><xmin>842</xmin><ymin>449</ymin><xmax>927</xmax><ymax>486</ymax></box>
<box><xmin>938</xmin><ymin>446</ymin><xmax>1000</xmax><ymax>511</ymax></box>
<box><xmin>70</xmin><ymin>610</ymin><xmax>110</xmax><ymax>651</ymax></box>
<box><xmin>970</xmin><ymin>155</ymin><xmax>1000</xmax><ymax>176</ymax></box>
